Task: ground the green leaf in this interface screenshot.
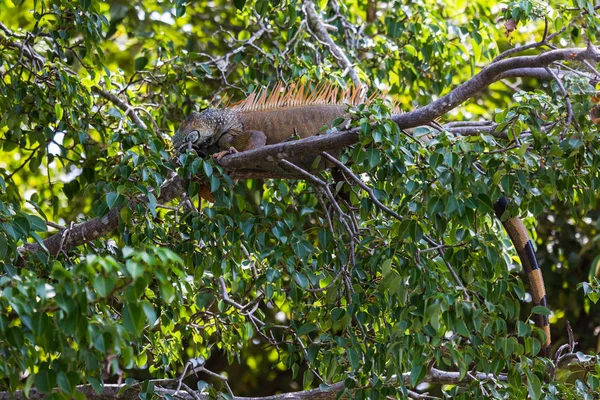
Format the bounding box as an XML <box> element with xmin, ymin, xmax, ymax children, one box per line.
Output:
<box><xmin>203</xmin><ymin>160</ymin><xmax>213</xmax><ymax>177</ymax></box>
<box><xmin>57</xmin><ymin>371</ymin><xmax>73</xmax><ymax>394</ymax></box>
<box><xmin>410</xmin><ymin>363</ymin><xmax>426</xmax><ymax>387</ymax></box>
<box><xmin>517</xmin><ymin>321</ymin><xmax>531</xmax><ymax>337</ymax></box>
<box><xmin>426</xmin><ymin>196</ymin><xmax>444</xmax><ymax>217</ymax></box>
<box><xmin>331</xmin><ymin>308</ymin><xmax>345</xmax><ymax>322</ymax></box>
<box><xmin>125</xmin><ymin>260</ymin><xmax>145</xmax><ymax>280</ymax></box>
<box><xmin>27</xmin><ymin>214</ymin><xmax>47</xmax><ymax>232</ymax></box>
<box><xmin>531</xmin><ymin>305</ymin><xmax>551</xmax><ymax>316</ymax></box>
<box><xmin>297</xmin><ymin>322</ymin><xmax>317</xmax><ymax>336</ymax></box>
<box><xmin>318</xmin><ymin>229</ymin><xmax>332</xmax><ymax>248</ymax></box>
<box><xmin>526</xmin><ymin>370</ymin><xmax>542</xmax><ymax>400</ymax></box>
<box><xmin>366</xmin><ymin>148</ymin><xmax>381</xmax><ymax>169</ymax></box>
<box><xmin>210</xmin><ymin>175</ymin><xmax>220</xmax><ymax>192</ymax></box>
<box><xmin>147</xmin><ymin>192</ymin><xmax>157</xmax><ymax>218</ymax></box>
<box><xmin>142</xmin><ymin>301</ymin><xmax>157</xmax><ymax>327</ymax></box>
<box><xmin>134</xmin><ymin>56</ymin><xmax>148</xmax><ymax>71</ymax></box>
<box><xmin>175</xmin><ymin>5</ymin><xmax>186</xmax><ymax>17</ymax></box>
<box><xmin>293</xmin><ymin>272</ymin><xmax>309</xmax><ymax>288</ymax></box>
<box><xmin>106</xmin><ymin>192</ymin><xmax>123</xmax><ymax>210</ymax></box>
<box><xmin>87</xmin><ymin>377</ymin><xmax>103</xmax><ymax>394</ymax></box>
<box><xmin>455</xmin><ymin>319</ymin><xmax>470</xmax><ymax>337</ymax></box>
<box><xmin>303</xmin><ymin>370</ymin><xmax>314</xmax><ymax>389</ymax></box>
<box><xmin>23</xmin><ymin>375</ymin><xmax>34</xmax><ymax>398</ymax></box>
<box><xmin>13</xmin><ymin>215</ymin><xmax>30</xmax><ymax>236</ymax></box>
<box><xmin>159</xmin><ymin>280</ymin><xmax>176</xmax><ymax>303</ymax></box>
<box><xmin>93</xmin><ymin>333</ymin><xmax>106</xmax><ymax>353</ymax></box>
<box><xmin>93</xmin><ymin>275</ymin><xmax>115</xmax><ymax>298</ymax></box>
<box><xmin>123</xmin><ymin>302</ymin><xmax>145</xmax><ymax>336</ymax></box>
<box><xmin>34</xmin><ymin>369</ymin><xmax>57</xmax><ymax>394</ymax></box>
<box><xmin>255</xmin><ymin>0</ymin><xmax>268</xmax><ymax>15</ymax></box>
<box><xmin>476</xmin><ymin>193</ymin><xmax>494</xmax><ymax>214</ymax></box>
<box><xmin>55</xmin><ymin>103</ymin><xmax>63</xmax><ymax>121</ymax></box>
<box><xmin>347</xmin><ymin>348</ymin><xmax>359</xmax><ymax>370</ymax></box>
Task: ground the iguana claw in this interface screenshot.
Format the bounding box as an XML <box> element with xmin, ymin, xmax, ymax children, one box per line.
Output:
<box><xmin>213</xmin><ymin>147</ymin><xmax>239</xmax><ymax>160</ymax></box>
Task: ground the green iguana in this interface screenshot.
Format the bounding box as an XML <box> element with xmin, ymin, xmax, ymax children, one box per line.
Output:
<box><xmin>171</xmin><ymin>82</ymin><xmax>366</xmax><ymax>159</ymax></box>
<box><xmin>171</xmin><ymin>82</ymin><xmax>552</xmax><ymax>357</ymax></box>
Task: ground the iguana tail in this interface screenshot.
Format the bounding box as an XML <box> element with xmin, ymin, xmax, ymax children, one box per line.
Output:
<box><xmin>494</xmin><ymin>197</ymin><xmax>551</xmax><ymax>357</ymax></box>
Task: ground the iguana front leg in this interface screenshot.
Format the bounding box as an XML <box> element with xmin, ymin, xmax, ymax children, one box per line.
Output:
<box><xmin>213</xmin><ymin>130</ymin><xmax>267</xmax><ymax>160</ymax></box>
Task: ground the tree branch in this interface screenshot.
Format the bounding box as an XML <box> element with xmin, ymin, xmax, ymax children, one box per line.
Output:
<box><xmin>18</xmin><ymin>46</ymin><xmax>600</xmax><ymax>257</ymax></box>
<box><xmin>3</xmin><ymin>354</ymin><xmax>596</xmax><ymax>400</ymax></box>
<box><xmin>218</xmin><ymin>45</ymin><xmax>599</xmax><ymax>174</ymax></box>
<box><xmin>19</xmin><ymin>175</ymin><xmax>187</xmax><ymax>256</ymax></box>
<box><xmin>391</xmin><ymin>46</ymin><xmax>600</xmax><ymax>128</ymax></box>
<box><xmin>92</xmin><ymin>86</ymin><xmax>147</xmax><ymax>129</ymax></box>
<box><xmin>303</xmin><ymin>0</ymin><xmax>362</xmax><ymax>87</ymax></box>
<box><xmin>0</xmin><ymin>366</ymin><xmax>508</xmax><ymax>400</ymax></box>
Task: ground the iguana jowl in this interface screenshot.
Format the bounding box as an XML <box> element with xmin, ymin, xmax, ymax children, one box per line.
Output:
<box><xmin>171</xmin><ymin>82</ymin><xmax>552</xmax><ymax>357</ymax></box>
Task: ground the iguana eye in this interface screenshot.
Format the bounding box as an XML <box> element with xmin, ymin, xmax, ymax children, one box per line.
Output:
<box><xmin>186</xmin><ymin>130</ymin><xmax>199</xmax><ymax>144</ymax></box>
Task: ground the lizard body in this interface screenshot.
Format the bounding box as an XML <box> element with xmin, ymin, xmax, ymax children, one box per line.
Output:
<box><xmin>171</xmin><ymin>83</ymin><xmax>552</xmax><ymax>356</ymax></box>
<box><xmin>172</xmin><ymin>83</ymin><xmax>354</xmax><ymax>156</ymax></box>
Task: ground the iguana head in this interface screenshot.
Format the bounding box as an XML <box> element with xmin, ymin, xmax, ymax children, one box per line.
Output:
<box><xmin>172</xmin><ymin>110</ymin><xmax>218</xmax><ymax>156</ymax></box>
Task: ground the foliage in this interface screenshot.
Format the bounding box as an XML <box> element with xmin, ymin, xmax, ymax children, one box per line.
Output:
<box><xmin>1</xmin><ymin>0</ymin><xmax>600</xmax><ymax>398</ymax></box>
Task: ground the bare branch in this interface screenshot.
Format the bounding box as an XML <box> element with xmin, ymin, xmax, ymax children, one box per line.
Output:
<box><xmin>92</xmin><ymin>86</ymin><xmax>147</xmax><ymax>129</ymax></box>
<box><xmin>303</xmin><ymin>0</ymin><xmax>362</xmax><ymax>87</ymax></box>
<box><xmin>0</xmin><ymin>366</ymin><xmax>511</xmax><ymax>400</ymax></box>
<box><xmin>493</xmin><ymin>5</ymin><xmax>600</xmax><ymax>62</ymax></box>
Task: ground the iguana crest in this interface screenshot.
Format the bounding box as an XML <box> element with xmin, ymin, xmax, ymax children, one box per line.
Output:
<box><xmin>228</xmin><ymin>82</ymin><xmax>371</xmax><ymax>112</ymax></box>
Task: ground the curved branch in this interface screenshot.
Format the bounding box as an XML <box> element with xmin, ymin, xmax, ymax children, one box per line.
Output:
<box><xmin>391</xmin><ymin>46</ymin><xmax>600</xmax><ymax>128</ymax></box>
<box><xmin>19</xmin><ymin>46</ymin><xmax>600</xmax><ymax>257</ymax></box>
<box><xmin>220</xmin><ymin>46</ymin><xmax>600</xmax><ymax>173</ymax></box>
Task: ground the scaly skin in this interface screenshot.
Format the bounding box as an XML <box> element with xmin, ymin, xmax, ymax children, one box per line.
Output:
<box><xmin>240</xmin><ymin>105</ymin><xmax>347</xmax><ymax>144</ymax></box>
<box><xmin>171</xmin><ymin>104</ymin><xmax>347</xmax><ymax>155</ymax></box>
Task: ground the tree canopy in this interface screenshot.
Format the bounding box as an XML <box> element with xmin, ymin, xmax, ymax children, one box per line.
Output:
<box><xmin>2</xmin><ymin>0</ymin><xmax>600</xmax><ymax>398</ymax></box>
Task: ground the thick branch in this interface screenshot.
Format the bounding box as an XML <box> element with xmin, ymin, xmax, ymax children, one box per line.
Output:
<box><xmin>20</xmin><ymin>176</ymin><xmax>186</xmax><ymax>256</ymax></box>
<box><xmin>391</xmin><ymin>46</ymin><xmax>600</xmax><ymax>128</ymax></box>
<box><xmin>220</xmin><ymin>46</ymin><xmax>599</xmax><ymax>173</ymax></box>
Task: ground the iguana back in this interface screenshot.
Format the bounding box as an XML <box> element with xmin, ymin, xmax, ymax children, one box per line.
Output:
<box><xmin>238</xmin><ymin>104</ymin><xmax>347</xmax><ymax>144</ymax></box>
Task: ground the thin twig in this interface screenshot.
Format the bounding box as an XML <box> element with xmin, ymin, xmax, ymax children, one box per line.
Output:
<box><xmin>544</xmin><ymin>66</ymin><xmax>576</xmax><ymax>139</ymax></box>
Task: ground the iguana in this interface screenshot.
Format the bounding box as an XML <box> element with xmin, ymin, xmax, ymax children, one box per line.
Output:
<box><xmin>172</xmin><ymin>82</ymin><xmax>365</xmax><ymax>159</ymax></box>
<box><xmin>171</xmin><ymin>82</ymin><xmax>552</xmax><ymax>357</ymax></box>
